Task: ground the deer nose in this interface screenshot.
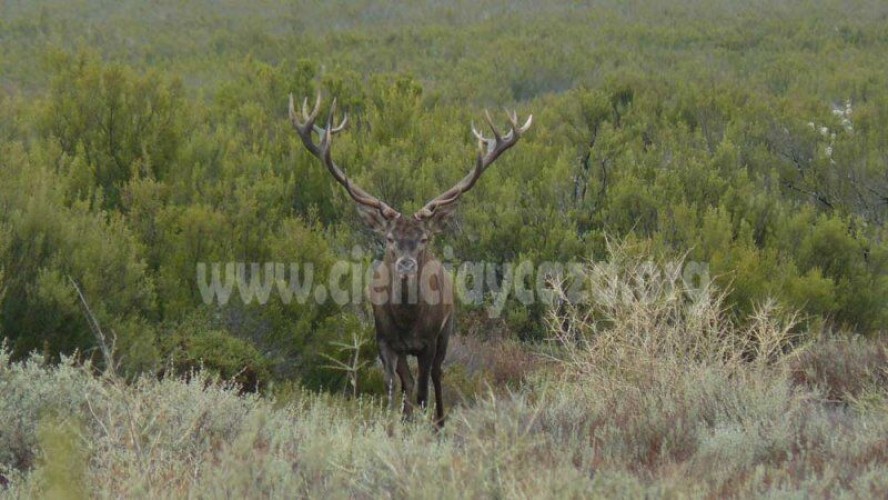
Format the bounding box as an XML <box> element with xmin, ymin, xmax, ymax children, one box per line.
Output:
<box><xmin>395</xmin><ymin>258</ymin><xmax>417</xmax><ymax>275</ymax></box>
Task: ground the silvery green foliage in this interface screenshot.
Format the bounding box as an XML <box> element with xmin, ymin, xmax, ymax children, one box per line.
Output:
<box><xmin>2</xmin><ymin>271</ymin><xmax>887</xmax><ymax>498</ymax></box>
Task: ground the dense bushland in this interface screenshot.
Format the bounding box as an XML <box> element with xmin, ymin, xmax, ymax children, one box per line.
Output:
<box><xmin>1</xmin><ymin>0</ymin><xmax>886</xmax><ymax>390</ymax></box>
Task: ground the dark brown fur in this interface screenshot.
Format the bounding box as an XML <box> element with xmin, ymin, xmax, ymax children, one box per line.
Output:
<box><xmin>367</xmin><ymin>216</ymin><xmax>453</xmax><ymax>425</ymax></box>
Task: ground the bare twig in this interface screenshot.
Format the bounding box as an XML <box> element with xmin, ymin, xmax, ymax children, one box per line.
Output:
<box><xmin>68</xmin><ymin>276</ymin><xmax>118</xmax><ymax>376</ymax></box>
<box><xmin>321</xmin><ymin>330</ymin><xmax>371</xmax><ymax>398</ymax></box>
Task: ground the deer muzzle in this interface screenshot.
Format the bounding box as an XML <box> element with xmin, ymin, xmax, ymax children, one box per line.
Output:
<box><xmin>395</xmin><ymin>257</ymin><xmax>418</xmax><ymax>276</ymax></box>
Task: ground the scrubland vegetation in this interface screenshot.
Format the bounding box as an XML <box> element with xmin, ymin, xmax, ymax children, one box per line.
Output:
<box><xmin>2</xmin><ymin>249</ymin><xmax>887</xmax><ymax>497</ymax></box>
<box><xmin>1</xmin><ymin>0</ymin><xmax>887</xmax><ymax>496</ymax></box>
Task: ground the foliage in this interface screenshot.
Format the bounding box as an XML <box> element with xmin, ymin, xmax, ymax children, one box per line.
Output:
<box><xmin>158</xmin><ymin>316</ymin><xmax>272</xmax><ymax>393</ymax></box>
<box><xmin>0</xmin><ymin>0</ymin><xmax>887</xmax><ymax>389</ymax></box>
<box><xmin>0</xmin><ymin>140</ymin><xmax>157</xmax><ymax>374</ymax></box>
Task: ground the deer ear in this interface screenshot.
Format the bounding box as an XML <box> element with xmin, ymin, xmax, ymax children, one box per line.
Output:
<box><xmin>357</xmin><ymin>205</ymin><xmax>396</xmax><ymax>234</ymax></box>
<box><xmin>417</xmin><ymin>203</ymin><xmax>459</xmax><ymax>234</ymax></box>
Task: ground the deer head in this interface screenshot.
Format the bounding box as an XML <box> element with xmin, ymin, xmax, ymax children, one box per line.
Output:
<box><xmin>288</xmin><ymin>93</ymin><xmax>532</xmax><ymax>279</ymax></box>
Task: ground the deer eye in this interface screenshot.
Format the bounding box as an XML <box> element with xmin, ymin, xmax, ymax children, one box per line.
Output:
<box><xmin>386</xmin><ymin>235</ymin><xmax>394</xmax><ymax>243</ymax></box>
<box><xmin>420</xmin><ymin>237</ymin><xmax>429</xmax><ymax>244</ymax></box>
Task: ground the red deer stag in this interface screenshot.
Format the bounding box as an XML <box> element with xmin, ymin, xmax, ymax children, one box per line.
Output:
<box><xmin>288</xmin><ymin>93</ymin><xmax>531</xmax><ymax>426</ymax></box>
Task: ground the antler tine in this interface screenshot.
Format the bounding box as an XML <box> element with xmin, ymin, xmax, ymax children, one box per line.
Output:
<box><xmin>290</xmin><ymin>93</ymin><xmax>319</xmax><ymax>157</ymax></box>
<box><xmin>309</xmin><ymin>93</ymin><xmax>321</xmax><ymax>121</ymax></box>
<box><xmin>287</xmin><ymin>94</ymin><xmax>344</xmax><ymax>138</ymax></box>
<box><xmin>517</xmin><ymin>114</ymin><xmax>533</xmax><ymax>134</ymax></box>
<box><xmin>332</xmin><ymin>113</ymin><xmax>348</xmax><ymax>133</ymax></box>
<box><xmin>471</xmin><ymin>121</ymin><xmax>491</xmax><ymax>153</ymax></box>
<box><xmin>288</xmin><ymin>94</ymin><xmax>302</xmax><ymax>126</ymax></box>
<box><xmin>298</xmin><ymin>93</ymin><xmax>321</xmax><ymax>124</ymax></box>
<box><xmin>470</xmin><ymin>121</ymin><xmax>484</xmax><ymax>142</ymax></box>
<box><xmin>506</xmin><ymin>108</ymin><xmax>517</xmax><ymax>128</ymax></box>
<box><xmin>483</xmin><ymin>109</ymin><xmax>502</xmax><ymax>141</ymax></box>
<box><xmin>324</xmin><ymin>97</ymin><xmax>349</xmax><ymax>134</ymax></box>
<box><xmin>326</xmin><ymin>97</ymin><xmax>338</xmax><ymax>130</ymax></box>
<box><xmin>289</xmin><ymin>93</ymin><xmax>323</xmax><ymax>130</ymax></box>
<box><xmin>502</xmin><ymin>109</ymin><xmax>534</xmax><ymax>140</ymax></box>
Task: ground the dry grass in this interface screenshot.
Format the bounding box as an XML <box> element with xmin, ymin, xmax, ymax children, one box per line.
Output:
<box><xmin>1</xmin><ymin>246</ymin><xmax>887</xmax><ymax>497</ymax></box>
<box><xmin>790</xmin><ymin>336</ymin><xmax>888</xmax><ymax>408</ymax></box>
<box><xmin>446</xmin><ymin>334</ymin><xmax>545</xmax><ymax>391</ymax></box>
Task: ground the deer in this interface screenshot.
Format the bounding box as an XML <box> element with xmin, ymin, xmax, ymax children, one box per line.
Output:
<box><xmin>288</xmin><ymin>93</ymin><xmax>531</xmax><ymax>426</ymax></box>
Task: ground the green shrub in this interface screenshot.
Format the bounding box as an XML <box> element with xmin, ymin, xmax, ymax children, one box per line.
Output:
<box><xmin>164</xmin><ymin>329</ymin><xmax>270</xmax><ymax>392</ymax></box>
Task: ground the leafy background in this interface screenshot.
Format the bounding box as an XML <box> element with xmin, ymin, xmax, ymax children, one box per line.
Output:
<box><xmin>1</xmin><ymin>0</ymin><xmax>887</xmax><ymax>391</ymax></box>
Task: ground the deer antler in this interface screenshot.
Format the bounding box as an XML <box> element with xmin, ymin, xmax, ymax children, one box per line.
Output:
<box><xmin>414</xmin><ymin>109</ymin><xmax>532</xmax><ymax>220</ymax></box>
<box><xmin>289</xmin><ymin>93</ymin><xmax>399</xmax><ymax>219</ymax></box>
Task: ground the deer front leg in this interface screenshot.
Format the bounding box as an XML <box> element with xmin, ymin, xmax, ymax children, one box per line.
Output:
<box><xmin>432</xmin><ymin>332</ymin><xmax>450</xmax><ymax>428</ymax></box>
<box><xmin>416</xmin><ymin>348</ymin><xmax>435</xmax><ymax>412</ymax></box>
<box><xmin>378</xmin><ymin>341</ymin><xmax>399</xmax><ymax>411</ymax></box>
<box><xmin>395</xmin><ymin>354</ymin><xmax>415</xmax><ymax>419</ymax></box>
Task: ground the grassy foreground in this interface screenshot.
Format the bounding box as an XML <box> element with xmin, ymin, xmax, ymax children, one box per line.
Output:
<box><xmin>2</xmin><ymin>254</ymin><xmax>887</xmax><ymax>498</ymax></box>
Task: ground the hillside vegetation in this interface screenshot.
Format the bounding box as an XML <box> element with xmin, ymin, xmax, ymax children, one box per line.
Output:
<box><xmin>1</xmin><ymin>0</ymin><xmax>887</xmax><ymax>495</ymax></box>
